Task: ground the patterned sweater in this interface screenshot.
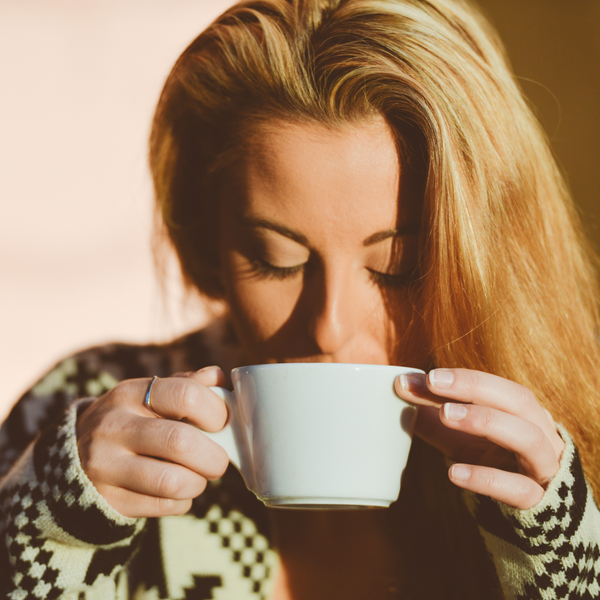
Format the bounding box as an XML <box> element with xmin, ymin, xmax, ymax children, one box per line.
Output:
<box><xmin>1</xmin><ymin>321</ymin><xmax>600</xmax><ymax>599</ymax></box>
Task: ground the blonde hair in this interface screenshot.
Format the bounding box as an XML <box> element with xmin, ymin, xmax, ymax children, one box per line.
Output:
<box><xmin>150</xmin><ymin>1</ymin><xmax>600</xmax><ymax>592</ymax></box>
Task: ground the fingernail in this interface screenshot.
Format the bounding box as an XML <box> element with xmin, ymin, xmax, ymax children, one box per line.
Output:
<box><xmin>443</xmin><ymin>403</ymin><xmax>468</xmax><ymax>420</ymax></box>
<box><xmin>429</xmin><ymin>369</ymin><xmax>454</xmax><ymax>389</ymax></box>
<box><xmin>450</xmin><ymin>464</ymin><xmax>471</xmax><ymax>482</ymax></box>
<box><xmin>397</xmin><ymin>373</ymin><xmax>427</xmax><ymax>394</ymax></box>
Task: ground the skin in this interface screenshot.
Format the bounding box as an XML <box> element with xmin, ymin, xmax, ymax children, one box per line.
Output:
<box><xmin>76</xmin><ymin>117</ymin><xmax>564</xmax><ymax>598</ymax></box>
<box><xmin>218</xmin><ymin>118</ymin><xmax>422</xmax><ymax>366</ymax></box>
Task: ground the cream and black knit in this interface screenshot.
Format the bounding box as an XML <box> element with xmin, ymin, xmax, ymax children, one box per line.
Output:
<box><xmin>1</xmin><ymin>323</ymin><xmax>599</xmax><ymax>599</ymax></box>
<box><xmin>466</xmin><ymin>431</ymin><xmax>600</xmax><ymax>600</ymax></box>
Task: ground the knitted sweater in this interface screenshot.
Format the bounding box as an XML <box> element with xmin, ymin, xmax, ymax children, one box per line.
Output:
<box><xmin>1</xmin><ymin>322</ymin><xmax>599</xmax><ymax>599</ymax></box>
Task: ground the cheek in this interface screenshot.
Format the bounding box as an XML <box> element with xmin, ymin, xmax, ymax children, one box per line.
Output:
<box><xmin>223</xmin><ymin>260</ymin><xmax>302</xmax><ymax>345</ymax></box>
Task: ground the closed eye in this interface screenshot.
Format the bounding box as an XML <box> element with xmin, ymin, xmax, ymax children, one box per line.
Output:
<box><xmin>367</xmin><ymin>268</ymin><xmax>415</xmax><ymax>289</ymax></box>
<box><xmin>249</xmin><ymin>257</ymin><xmax>305</xmax><ymax>280</ymax></box>
<box><xmin>250</xmin><ymin>260</ymin><xmax>416</xmax><ymax>286</ymax></box>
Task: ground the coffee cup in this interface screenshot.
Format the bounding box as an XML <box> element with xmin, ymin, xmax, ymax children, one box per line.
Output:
<box><xmin>205</xmin><ymin>363</ymin><xmax>422</xmax><ymax>509</ymax></box>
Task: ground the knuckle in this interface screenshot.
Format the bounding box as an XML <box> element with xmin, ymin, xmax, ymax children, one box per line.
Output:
<box><xmin>477</xmin><ymin>406</ymin><xmax>496</xmax><ymax>430</ymax></box>
<box><xmin>462</xmin><ymin>370</ymin><xmax>482</xmax><ymax>395</ymax></box>
<box><xmin>527</xmin><ymin>425</ymin><xmax>548</xmax><ymax>453</ymax></box>
<box><xmin>519</xmin><ymin>481</ymin><xmax>543</xmax><ymax>508</ymax></box>
<box><xmin>156</xmin><ymin>467</ymin><xmax>184</xmax><ymax>499</ymax></box>
<box><xmin>543</xmin><ymin>408</ymin><xmax>556</xmax><ymax>426</ymax></box>
<box><xmin>95</xmin><ymin>484</ymin><xmax>118</xmax><ymax>507</ymax></box>
<box><xmin>154</xmin><ymin>496</ymin><xmax>177</xmax><ymax>515</ymax></box>
<box><xmin>173</xmin><ymin>499</ymin><xmax>193</xmax><ymax>516</ymax></box>
<box><xmin>196</xmin><ymin>477</ymin><xmax>208</xmax><ymax>496</ymax></box>
<box><xmin>97</xmin><ymin>411</ymin><xmax>123</xmax><ymax>438</ymax></box>
<box><xmin>80</xmin><ymin>436</ymin><xmax>113</xmax><ymax>480</ymax></box>
<box><xmin>175</xmin><ymin>380</ymin><xmax>199</xmax><ymax>414</ymax></box>
<box><xmin>120</xmin><ymin>414</ymin><xmax>143</xmax><ymax>439</ymax></box>
<box><xmin>516</xmin><ymin>386</ymin><xmax>537</xmax><ymax>410</ymax></box>
<box><xmin>204</xmin><ymin>404</ymin><xmax>228</xmax><ymax>433</ymax></box>
<box><xmin>156</xmin><ymin>497</ymin><xmax>192</xmax><ymax>516</ymax></box>
<box><xmin>83</xmin><ymin>452</ymin><xmax>105</xmax><ymax>483</ymax></box>
<box><xmin>186</xmin><ymin>475</ymin><xmax>208</xmax><ymax>498</ymax></box>
<box><xmin>206</xmin><ymin>445</ymin><xmax>230</xmax><ymax>480</ymax></box>
<box><xmin>115</xmin><ymin>379</ymin><xmax>141</xmax><ymax>403</ymax></box>
<box><xmin>163</xmin><ymin>423</ymin><xmax>194</xmax><ymax>456</ymax></box>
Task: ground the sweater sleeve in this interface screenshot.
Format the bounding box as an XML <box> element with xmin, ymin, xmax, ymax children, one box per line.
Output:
<box><xmin>0</xmin><ymin>333</ymin><xmax>219</xmax><ymax>599</ymax></box>
<box><xmin>0</xmin><ymin>399</ymin><xmax>146</xmax><ymax>599</ymax></box>
<box><xmin>465</xmin><ymin>426</ymin><xmax>600</xmax><ymax>600</ymax></box>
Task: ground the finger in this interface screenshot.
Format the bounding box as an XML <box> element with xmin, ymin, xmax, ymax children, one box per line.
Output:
<box><xmin>186</xmin><ymin>366</ymin><xmax>227</xmax><ymax>388</ymax></box>
<box><xmin>95</xmin><ymin>484</ymin><xmax>193</xmax><ymax>519</ymax></box>
<box><xmin>428</xmin><ymin>369</ymin><xmax>564</xmax><ymax>459</ymax></box>
<box><xmin>414</xmin><ymin>406</ymin><xmax>518</xmax><ymax>472</ymax></box>
<box><xmin>129</xmin><ymin>416</ymin><xmax>230</xmax><ymax>480</ymax></box>
<box><xmin>107</xmin><ymin>454</ymin><xmax>208</xmax><ymax>500</ymax></box>
<box><xmin>407</xmin><ymin>368</ymin><xmax>563</xmax><ymax>459</ymax></box>
<box><xmin>427</xmin><ymin>368</ymin><xmax>544</xmax><ymax>423</ymax></box>
<box><xmin>134</xmin><ymin>376</ymin><xmax>228</xmax><ymax>431</ymax></box>
<box><xmin>395</xmin><ymin>373</ymin><xmax>442</xmax><ymax>408</ymax></box>
<box><xmin>441</xmin><ymin>403</ymin><xmax>559</xmax><ymax>485</ymax></box>
<box><xmin>414</xmin><ymin>405</ymin><xmax>481</xmax><ymax>456</ymax></box>
<box><xmin>448</xmin><ymin>463</ymin><xmax>544</xmax><ymax>510</ymax></box>
<box><xmin>543</xmin><ymin>407</ymin><xmax>556</xmax><ymax>428</ymax></box>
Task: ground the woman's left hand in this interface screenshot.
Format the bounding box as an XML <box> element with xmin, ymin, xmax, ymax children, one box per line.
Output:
<box><xmin>395</xmin><ymin>368</ymin><xmax>565</xmax><ymax>510</ymax></box>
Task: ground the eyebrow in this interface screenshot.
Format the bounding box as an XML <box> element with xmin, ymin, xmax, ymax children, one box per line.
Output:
<box><xmin>239</xmin><ymin>216</ymin><xmax>309</xmax><ymax>245</ymax></box>
<box><xmin>363</xmin><ymin>223</ymin><xmax>420</xmax><ymax>246</ymax></box>
<box><xmin>239</xmin><ymin>216</ymin><xmax>419</xmax><ymax>247</ymax></box>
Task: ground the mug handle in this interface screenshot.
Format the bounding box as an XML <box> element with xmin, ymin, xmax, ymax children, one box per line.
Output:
<box><xmin>205</xmin><ymin>386</ymin><xmax>241</xmax><ymax>470</ymax></box>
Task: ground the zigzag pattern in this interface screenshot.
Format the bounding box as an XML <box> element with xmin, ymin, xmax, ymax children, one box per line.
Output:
<box><xmin>2</xmin><ymin>480</ymin><xmax>63</xmax><ymax>599</ymax></box>
<box><xmin>475</xmin><ymin>444</ymin><xmax>600</xmax><ymax>600</ymax></box>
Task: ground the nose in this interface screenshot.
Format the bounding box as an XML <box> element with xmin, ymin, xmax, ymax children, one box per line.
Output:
<box><xmin>307</xmin><ymin>265</ymin><xmax>361</xmax><ymax>356</ymax></box>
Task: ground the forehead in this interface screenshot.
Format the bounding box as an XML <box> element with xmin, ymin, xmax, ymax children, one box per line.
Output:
<box><xmin>224</xmin><ymin>117</ymin><xmax>420</xmax><ymax>241</ymax></box>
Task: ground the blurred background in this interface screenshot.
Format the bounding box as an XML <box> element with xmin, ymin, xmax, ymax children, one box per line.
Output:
<box><xmin>1</xmin><ymin>0</ymin><xmax>599</xmax><ymax>421</ymax></box>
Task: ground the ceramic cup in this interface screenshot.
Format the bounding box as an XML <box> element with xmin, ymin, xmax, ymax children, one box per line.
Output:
<box><xmin>205</xmin><ymin>363</ymin><xmax>423</xmax><ymax>509</ymax></box>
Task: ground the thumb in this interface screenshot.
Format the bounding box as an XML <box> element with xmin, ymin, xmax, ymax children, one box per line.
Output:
<box><xmin>173</xmin><ymin>366</ymin><xmax>227</xmax><ymax>388</ymax></box>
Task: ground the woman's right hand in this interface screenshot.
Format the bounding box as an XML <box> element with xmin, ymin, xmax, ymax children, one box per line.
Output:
<box><xmin>76</xmin><ymin>366</ymin><xmax>230</xmax><ymax>518</ymax></box>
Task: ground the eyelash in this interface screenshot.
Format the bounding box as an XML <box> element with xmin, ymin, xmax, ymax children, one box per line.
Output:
<box><xmin>249</xmin><ymin>258</ymin><xmax>305</xmax><ymax>280</ymax></box>
<box><xmin>367</xmin><ymin>269</ymin><xmax>414</xmax><ymax>289</ymax></box>
<box><xmin>250</xmin><ymin>258</ymin><xmax>414</xmax><ymax>288</ymax></box>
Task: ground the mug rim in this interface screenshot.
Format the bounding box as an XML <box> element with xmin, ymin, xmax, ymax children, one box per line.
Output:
<box><xmin>231</xmin><ymin>363</ymin><xmax>425</xmax><ymax>375</ymax></box>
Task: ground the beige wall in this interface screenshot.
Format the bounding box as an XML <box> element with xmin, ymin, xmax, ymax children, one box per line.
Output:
<box><xmin>1</xmin><ymin>1</ymin><xmax>598</xmax><ymax>421</ymax></box>
<box><xmin>0</xmin><ymin>0</ymin><xmax>235</xmax><ymax>420</ymax></box>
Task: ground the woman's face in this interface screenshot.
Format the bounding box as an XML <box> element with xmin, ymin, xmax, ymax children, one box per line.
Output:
<box><xmin>218</xmin><ymin>117</ymin><xmax>424</xmax><ymax>366</ymax></box>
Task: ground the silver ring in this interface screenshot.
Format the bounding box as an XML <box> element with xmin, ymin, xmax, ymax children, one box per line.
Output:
<box><xmin>144</xmin><ymin>376</ymin><xmax>160</xmax><ymax>417</ymax></box>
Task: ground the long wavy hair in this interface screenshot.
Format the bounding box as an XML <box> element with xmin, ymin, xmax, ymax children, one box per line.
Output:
<box><xmin>150</xmin><ymin>0</ymin><xmax>600</xmax><ymax>595</ymax></box>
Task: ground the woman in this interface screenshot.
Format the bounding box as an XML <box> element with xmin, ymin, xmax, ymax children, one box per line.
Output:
<box><xmin>2</xmin><ymin>0</ymin><xmax>600</xmax><ymax>598</ymax></box>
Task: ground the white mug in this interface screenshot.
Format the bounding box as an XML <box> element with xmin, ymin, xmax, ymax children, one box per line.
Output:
<box><xmin>206</xmin><ymin>363</ymin><xmax>423</xmax><ymax>508</ymax></box>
